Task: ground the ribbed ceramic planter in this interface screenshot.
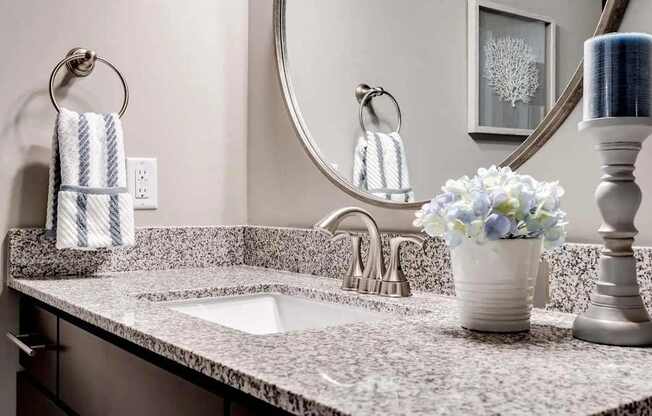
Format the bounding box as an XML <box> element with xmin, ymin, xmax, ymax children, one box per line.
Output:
<box><xmin>450</xmin><ymin>238</ymin><xmax>542</xmax><ymax>333</ymax></box>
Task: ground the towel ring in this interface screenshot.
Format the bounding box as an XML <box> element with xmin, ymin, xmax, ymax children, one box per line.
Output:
<box><xmin>49</xmin><ymin>48</ymin><xmax>129</xmax><ymax>118</ymax></box>
<box><xmin>356</xmin><ymin>84</ymin><xmax>401</xmax><ymax>134</ymax></box>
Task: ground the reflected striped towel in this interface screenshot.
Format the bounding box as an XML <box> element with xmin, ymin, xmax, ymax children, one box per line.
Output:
<box><xmin>45</xmin><ymin>108</ymin><xmax>135</xmax><ymax>249</ymax></box>
<box><xmin>352</xmin><ymin>131</ymin><xmax>414</xmax><ymax>202</ymax></box>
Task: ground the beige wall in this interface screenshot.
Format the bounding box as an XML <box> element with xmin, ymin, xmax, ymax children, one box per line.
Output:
<box><xmin>248</xmin><ymin>0</ymin><xmax>652</xmax><ymax>245</ymax></box>
<box><xmin>0</xmin><ymin>0</ymin><xmax>248</xmax><ymax>411</ymax></box>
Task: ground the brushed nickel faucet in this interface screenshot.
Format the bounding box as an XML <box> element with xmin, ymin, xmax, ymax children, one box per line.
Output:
<box><xmin>314</xmin><ymin>207</ymin><xmax>385</xmax><ymax>293</ymax></box>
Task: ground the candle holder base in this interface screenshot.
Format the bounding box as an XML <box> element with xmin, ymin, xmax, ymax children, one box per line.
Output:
<box><xmin>573</xmin><ymin>297</ymin><xmax>652</xmax><ymax>347</ymax></box>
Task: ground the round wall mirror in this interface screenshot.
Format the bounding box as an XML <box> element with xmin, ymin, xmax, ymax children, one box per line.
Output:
<box><xmin>274</xmin><ymin>0</ymin><xmax>628</xmax><ymax>208</ymax></box>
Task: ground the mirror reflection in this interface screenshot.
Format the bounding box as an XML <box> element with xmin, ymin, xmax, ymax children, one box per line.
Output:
<box><xmin>284</xmin><ymin>0</ymin><xmax>603</xmax><ymax>202</ymax></box>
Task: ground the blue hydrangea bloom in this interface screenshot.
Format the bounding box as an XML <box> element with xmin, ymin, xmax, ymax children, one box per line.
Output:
<box><xmin>471</xmin><ymin>191</ymin><xmax>491</xmax><ymax>217</ymax></box>
<box><xmin>446</xmin><ymin>204</ymin><xmax>475</xmax><ymax>224</ymax></box>
<box><xmin>484</xmin><ymin>214</ymin><xmax>512</xmax><ymax>240</ymax></box>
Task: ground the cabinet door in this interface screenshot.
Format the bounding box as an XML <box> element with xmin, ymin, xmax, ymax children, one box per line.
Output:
<box><xmin>59</xmin><ymin>318</ymin><xmax>225</xmax><ymax>416</ymax></box>
<box><xmin>231</xmin><ymin>401</ymin><xmax>263</xmax><ymax>416</ymax></box>
<box><xmin>17</xmin><ymin>372</ymin><xmax>67</xmax><ymax>416</ymax></box>
<box><xmin>18</xmin><ymin>300</ymin><xmax>58</xmax><ymax>395</ymax></box>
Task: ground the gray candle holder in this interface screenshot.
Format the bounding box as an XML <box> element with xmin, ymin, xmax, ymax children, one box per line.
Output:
<box><xmin>573</xmin><ymin>117</ymin><xmax>652</xmax><ymax>346</ymax></box>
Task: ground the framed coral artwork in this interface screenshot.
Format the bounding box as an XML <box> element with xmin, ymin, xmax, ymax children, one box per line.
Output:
<box><xmin>467</xmin><ymin>0</ymin><xmax>556</xmax><ymax>137</ymax></box>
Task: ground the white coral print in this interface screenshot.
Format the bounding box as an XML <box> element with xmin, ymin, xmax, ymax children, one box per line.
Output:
<box><xmin>483</xmin><ymin>36</ymin><xmax>539</xmax><ymax>107</ymax></box>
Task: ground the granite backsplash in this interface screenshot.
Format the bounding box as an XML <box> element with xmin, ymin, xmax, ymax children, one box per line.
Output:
<box><xmin>8</xmin><ymin>225</ymin><xmax>652</xmax><ymax>314</ymax></box>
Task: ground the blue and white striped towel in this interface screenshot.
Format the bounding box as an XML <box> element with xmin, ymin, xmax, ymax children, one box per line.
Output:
<box><xmin>45</xmin><ymin>108</ymin><xmax>135</xmax><ymax>249</ymax></box>
<box><xmin>353</xmin><ymin>131</ymin><xmax>414</xmax><ymax>202</ymax></box>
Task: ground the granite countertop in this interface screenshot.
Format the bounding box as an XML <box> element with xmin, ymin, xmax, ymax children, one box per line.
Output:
<box><xmin>8</xmin><ymin>266</ymin><xmax>652</xmax><ymax>416</ymax></box>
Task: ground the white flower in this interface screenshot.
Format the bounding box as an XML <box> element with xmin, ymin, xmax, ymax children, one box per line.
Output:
<box><xmin>442</xmin><ymin>177</ymin><xmax>470</xmax><ymax>195</ymax></box>
<box><xmin>424</xmin><ymin>217</ymin><xmax>446</xmax><ymax>237</ymax></box>
<box><xmin>468</xmin><ymin>220</ymin><xmax>485</xmax><ymax>241</ymax></box>
<box><xmin>537</xmin><ymin>181</ymin><xmax>565</xmax><ymax>211</ymax></box>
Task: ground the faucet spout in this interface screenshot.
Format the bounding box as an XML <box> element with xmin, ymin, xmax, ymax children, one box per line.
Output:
<box><xmin>314</xmin><ymin>207</ymin><xmax>385</xmax><ymax>280</ymax></box>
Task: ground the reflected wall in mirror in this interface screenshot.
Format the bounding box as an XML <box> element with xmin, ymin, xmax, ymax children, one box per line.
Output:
<box><xmin>275</xmin><ymin>0</ymin><xmax>629</xmax><ymax>208</ymax></box>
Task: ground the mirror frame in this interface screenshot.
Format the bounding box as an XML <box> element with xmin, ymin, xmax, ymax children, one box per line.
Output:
<box><xmin>273</xmin><ymin>0</ymin><xmax>629</xmax><ymax>209</ymax></box>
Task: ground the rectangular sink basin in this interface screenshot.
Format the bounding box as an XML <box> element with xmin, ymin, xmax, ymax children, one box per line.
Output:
<box><xmin>165</xmin><ymin>293</ymin><xmax>388</xmax><ymax>335</ymax></box>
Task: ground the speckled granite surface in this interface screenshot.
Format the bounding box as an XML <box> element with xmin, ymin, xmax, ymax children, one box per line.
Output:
<box><xmin>243</xmin><ymin>226</ymin><xmax>453</xmax><ymax>294</ymax></box>
<box><xmin>543</xmin><ymin>244</ymin><xmax>652</xmax><ymax>314</ymax></box>
<box><xmin>243</xmin><ymin>226</ymin><xmax>652</xmax><ymax>314</ymax></box>
<box><xmin>9</xmin><ymin>225</ymin><xmax>652</xmax><ymax>314</ymax></box>
<box><xmin>8</xmin><ymin>267</ymin><xmax>652</xmax><ymax>416</ymax></box>
<box><xmin>7</xmin><ymin>227</ymin><xmax>244</xmax><ymax>278</ymax></box>
<box><xmin>8</xmin><ymin>225</ymin><xmax>450</xmax><ymax>290</ymax></box>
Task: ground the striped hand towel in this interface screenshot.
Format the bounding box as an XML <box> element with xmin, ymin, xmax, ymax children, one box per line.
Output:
<box><xmin>352</xmin><ymin>131</ymin><xmax>414</xmax><ymax>202</ymax></box>
<box><xmin>45</xmin><ymin>108</ymin><xmax>135</xmax><ymax>249</ymax></box>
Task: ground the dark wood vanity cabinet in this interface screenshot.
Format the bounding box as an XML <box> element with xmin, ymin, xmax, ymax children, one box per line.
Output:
<box><xmin>58</xmin><ymin>319</ymin><xmax>226</xmax><ymax>415</ymax></box>
<box><xmin>17</xmin><ymin>371</ymin><xmax>67</xmax><ymax>416</ymax></box>
<box><xmin>18</xmin><ymin>300</ymin><xmax>58</xmax><ymax>395</ymax></box>
<box><xmin>14</xmin><ymin>297</ymin><xmax>287</xmax><ymax>416</ymax></box>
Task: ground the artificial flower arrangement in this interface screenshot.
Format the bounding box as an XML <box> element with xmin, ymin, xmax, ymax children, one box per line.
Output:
<box><xmin>413</xmin><ymin>165</ymin><xmax>567</xmax><ymax>249</ymax></box>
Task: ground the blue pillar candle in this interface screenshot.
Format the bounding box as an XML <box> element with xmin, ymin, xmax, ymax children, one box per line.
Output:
<box><xmin>584</xmin><ymin>33</ymin><xmax>652</xmax><ymax>120</ymax></box>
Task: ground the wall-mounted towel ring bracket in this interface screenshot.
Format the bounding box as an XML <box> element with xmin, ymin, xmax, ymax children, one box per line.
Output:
<box><xmin>356</xmin><ymin>83</ymin><xmax>401</xmax><ymax>134</ymax></box>
<box><xmin>49</xmin><ymin>48</ymin><xmax>129</xmax><ymax>117</ymax></box>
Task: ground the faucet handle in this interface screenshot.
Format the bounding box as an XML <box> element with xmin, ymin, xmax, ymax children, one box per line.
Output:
<box><xmin>329</xmin><ymin>231</ymin><xmax>363</xmax><ymax>291</ymax></box>
<box><xmin>379</xmin><ymin>234</ymin><xmax>426</xmax><ymax>297</ymax></box>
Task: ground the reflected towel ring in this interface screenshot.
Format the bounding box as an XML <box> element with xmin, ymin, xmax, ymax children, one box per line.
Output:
<box><xmin>356</xmin><ymin>83</ymin><xmax>401</xmax><ymax>134</ymax></box>
<box><xmin>49</xmin><ymin>48</ymin><xmax>129</xmax><ymax>118</ymax></box>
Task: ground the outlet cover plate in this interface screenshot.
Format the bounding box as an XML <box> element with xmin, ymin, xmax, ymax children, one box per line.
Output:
<box><xmin>127</xmin><ymin>157</ymin><xmax>158</xmax><ymax>210</ymax></box>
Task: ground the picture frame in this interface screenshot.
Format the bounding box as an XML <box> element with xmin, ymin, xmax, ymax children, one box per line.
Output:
<box><xmin>467</xmin><ymin>0</ymin><xmax>556</xmax><ymax>136</ymax></box>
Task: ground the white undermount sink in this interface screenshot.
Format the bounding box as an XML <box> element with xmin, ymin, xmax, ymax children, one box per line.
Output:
<box><xmin>165</xmin><ymin>293</ymin><xmax>388</xmax><ymax>335</ymax></box>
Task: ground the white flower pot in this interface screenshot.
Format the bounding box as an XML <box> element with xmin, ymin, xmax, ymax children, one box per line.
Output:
<box><xmin>450</xmin><ymin>238</ymin><xmax>542</xmax><ymax>333</ymax></box>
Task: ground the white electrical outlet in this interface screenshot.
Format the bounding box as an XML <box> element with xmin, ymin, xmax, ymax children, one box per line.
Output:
<box><xmin>127</xmin><ymin>157</ymin><xmax>158</xmax><ymax>210</ymax></box>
